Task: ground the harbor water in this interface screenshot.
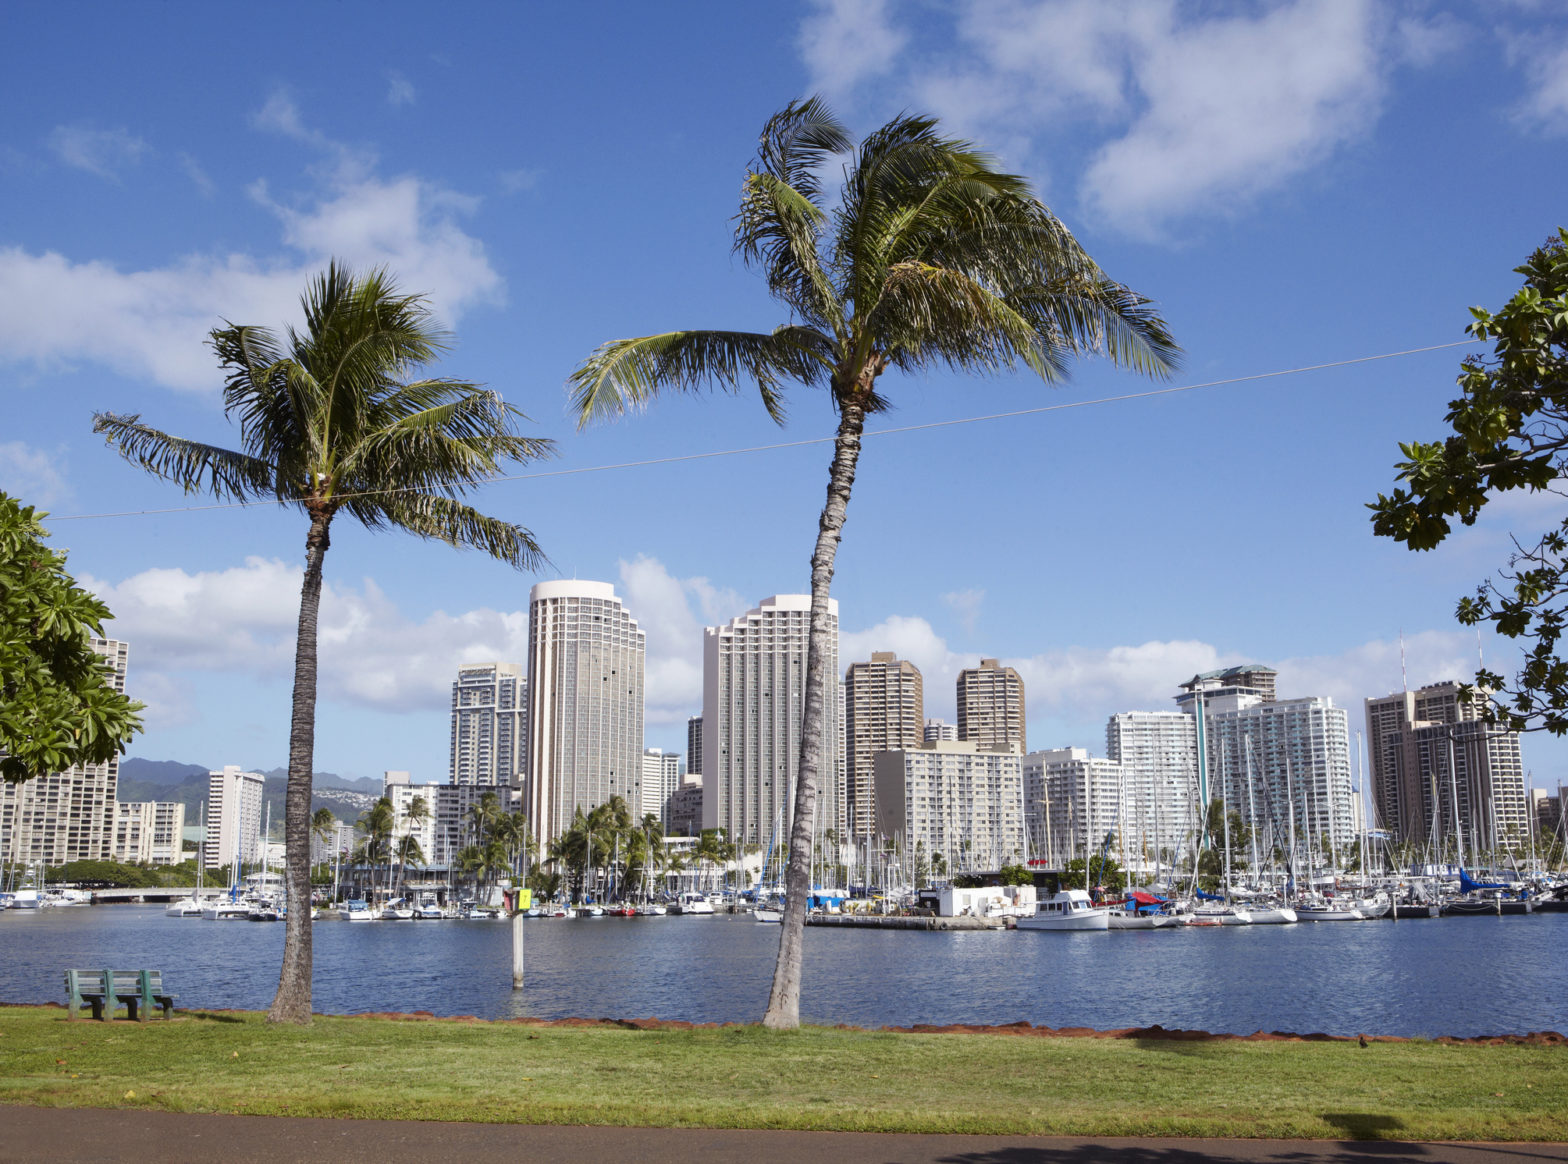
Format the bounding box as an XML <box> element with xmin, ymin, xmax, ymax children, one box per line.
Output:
<box><xmin>2</xmin><ymin>906</ymin><xmax>1563</xmax><ymax>1037</ymax></box>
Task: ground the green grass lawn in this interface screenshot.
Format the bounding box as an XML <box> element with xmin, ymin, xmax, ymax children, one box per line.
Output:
<box><xmin>0</xmin><ymin>1006</ymin><xmax>1563</xmax><ymax>1140</ymax></box>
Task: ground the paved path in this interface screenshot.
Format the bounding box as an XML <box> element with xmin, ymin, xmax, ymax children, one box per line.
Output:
<box><xmin>3</xmin><ymin>1108</ymin><xmax>1565</xmax><ymax>1164</ymax></box>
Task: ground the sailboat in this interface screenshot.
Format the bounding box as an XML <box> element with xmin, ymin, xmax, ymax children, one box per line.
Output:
<box><xmin>165</xmin><ymin>801</ymin><xmax>205</xmax><ymax>917</ymax></box>
<box><xmin>203</xmin><ymin>798</ymin><xmax>251</xmax><ymax>920</ymax></box>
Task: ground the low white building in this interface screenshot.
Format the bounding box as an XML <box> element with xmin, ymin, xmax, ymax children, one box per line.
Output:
<box><xmin>112</xmin><ymin>801</ymin><xmax>186</xmax><ymax>865</ymax></box>
<box><xmin>873</xmin><ymin>740</ymin><xmax>1025</xmax><ymax>873</ymax></box>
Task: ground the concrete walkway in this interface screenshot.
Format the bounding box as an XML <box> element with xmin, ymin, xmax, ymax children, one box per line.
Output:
<box><xmin>3</xmin><ymin>1108</ymin><xmax>1565</xmax><ymax>1164</ymax></box>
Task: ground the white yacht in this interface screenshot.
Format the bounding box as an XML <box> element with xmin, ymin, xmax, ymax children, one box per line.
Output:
<box><xmin>1016</xmin><ymin>889</ymin><xmax>1109</xmax><ymax>931</ymax></box>
<box><xmin>673</xmin><ymin>891</ymin><xmax>715</xmax><ymax>915</ymax></box>
<box><xmin>165</xmin><ymin>896</ymin><xmax>204</xmax><ymax>917</ymax></box>
<box><xmin>201</xmin><ymin>900</ymin><xmax>251</xmax><ymax>921</ymax></box>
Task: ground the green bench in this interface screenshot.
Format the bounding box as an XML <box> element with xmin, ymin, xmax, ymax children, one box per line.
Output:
<box><xmin>64</xmin><ymin>969</ymin><xmax>177</xmax><ymax>1021</ymax></box>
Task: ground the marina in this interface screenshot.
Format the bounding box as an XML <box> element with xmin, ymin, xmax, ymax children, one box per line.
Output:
<box><xmin>2</xmin><ymin>902</ymin><xmax>1564</xmax><ymax>1038</ymax></box>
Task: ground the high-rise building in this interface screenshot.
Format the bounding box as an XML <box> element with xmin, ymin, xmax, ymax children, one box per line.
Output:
<box><xmin>702</xmin><ymin>594</ymin><xmax>844</xmax><ymax>848</ymax></box>
<box><xmin>641</xmin><ymin>748</ymin><xmax>682</xmax><ymax>825</ymax></box>
<box><xmin>1023</xmin><ymin>748</ymin><xmax>1126</xmax><ymax>869</ymax></box>
<box><xmin>873</xmin><ymin>740</ymin><xmax>1024</xmax><ymax>872</ymax></box>
<box><xmin>206</xmin><ymin>766</ymin><xmax>265</xmax><ymax>871</ymax></box>
<box><xmin>1365</xmin><ymin>682</ymin><xmax>1528</xmax><ymax>852</ymax></box>
<box><xmin>923</xmin><ymin>718</ymin><xmax>957</xmax><ymax>743</ymax></box>
<box><xmin>844</xmin><ymin>652</ymin><xmax>924</xmax><ymax>841</ymax></box>
<box><xmin>1105</xmin><ymin>710</ymin><xmax>1197</xmax><ymax>863</ymax></box>
<box><xmin>1175</xmin><ymin>665</ymin><xmax>1277</xmax><ymax>709</ymax></box>
<box><xmin>956</xmin><ymin>658</ymin><xmax>1026</xmax><ymax>752</ymax></box>
<box><xmin>525</xmin><ymin>580</ymin><xmax>646</xmax><ymax>849</ymax></box>
<box><xmin>112</xmin><ymin>801</ymin><xmax>186</xmax><ymax>865</ymax></box>
<box><xmin>686</xmin><ymin>716</ymin><xmax>703</xmax><ymax>778</ymax></box>
<box><xmin>449</xmin><ymin>662</ymin><xmax>528</xmax><ymax>788</ymax></box>
<box><xmin>1202</xmin><ymin>694</ymin><xmax>1356</xmax><ymax>853</ymax></box>
<box><xmin>668</xmin><ymin>778</ymin><xmax>703</xmax><ymax>836</ymax></box>
<box><xmin>0</xmin><ymin>637</ymin><xmax>128</xmax><ymax>866</ymax></box>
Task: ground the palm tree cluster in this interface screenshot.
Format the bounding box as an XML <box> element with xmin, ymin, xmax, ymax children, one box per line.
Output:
<box><xmin>455</xmin><ymin>789</ymin><xmax>534</xmax><ymax>904</ymax></box>
<box><xmin>349</xmin><ymin>796</ymin><xmax>429</xmax><ymax>899</ymax></box>
<box><xmin>544</xmin><ymin>796</ymin><xmax>666</xmax><ymax>904</ymax></box>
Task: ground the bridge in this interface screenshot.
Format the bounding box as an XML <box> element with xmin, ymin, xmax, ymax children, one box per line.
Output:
<box><xmin>89</xmin><ymin>887</ymin><xmax>232</xmax><ymax>903</ymax></box>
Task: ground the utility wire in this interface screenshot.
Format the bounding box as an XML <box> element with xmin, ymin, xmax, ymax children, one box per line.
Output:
<box><xmin>52</xmin><ymin>339</ymin><xmax>1473</xmax><ymax>522</ymax></box>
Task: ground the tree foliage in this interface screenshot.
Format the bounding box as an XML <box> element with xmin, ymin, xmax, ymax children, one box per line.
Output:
<box><xmin>1371</xmin><ymin>230</ymin><xmax>1568</xmax><ymax>732</ymax></box>
<box><xmin>0</xmin><ymin>493</ymin><xmax>142</xmax><ymax>783</ymax></box>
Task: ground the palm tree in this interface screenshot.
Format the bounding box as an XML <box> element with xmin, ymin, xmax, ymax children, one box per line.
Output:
<box><xmin>310</xmin><ymin>808</ymin><xmax>336</xmax><ymax>878</ymax></box>
<box><xmin>570</xmin><ymin>100</ymin><xmax>1178</xmax><ymax>1028</ymax></box>
<box><xmin>92</xmin><ymin>263</ymin><xmax>552</xmax><ymax>1024</ymax></box>
<box><xmin>358</xmin><ymin>798</ymin><xmax>395</xmax><ymax>900</ymax></box>
<box><xmin>395</xmin><ymin>833</ymin><xmax>425</xmax><ymax>898</ymax></box>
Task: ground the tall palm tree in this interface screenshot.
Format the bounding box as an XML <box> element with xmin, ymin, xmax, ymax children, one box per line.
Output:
<box><xmin>310</xmin><ymin>808</ymin><xmax>336</xmax><ymax>875</ymax></box>
<box><xmin>92</xmin><ymin>263</ymin><xmax>552</xmax><ymax>1024</ymax></box>
<box><xmin>570</xmin><ymin>100</ymin><xmax>1178</xmax><ymax>1028</ymax></box>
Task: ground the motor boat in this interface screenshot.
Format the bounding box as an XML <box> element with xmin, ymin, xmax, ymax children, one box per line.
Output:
<box><xmin>1016</xmin><ymin>889</ymin><xmax>1109</xmax><ymax>931</ymax></box>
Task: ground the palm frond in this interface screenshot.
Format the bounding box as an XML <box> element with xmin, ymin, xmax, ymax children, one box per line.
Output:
<box><xmin>735</xmin><ymin>171</ymin><xmax>842</xmax><ymax>334</ymax></box>
<box><xmin>91</xmin><ymin>413</ymin><xmax>284</xmax><ymax>501</ymax></box>
<box><xmin>341</xmin><ymin>388</ymin><xmax>555</xmax><ymax>491</ymax></box>
<box><xmin>871</xmin><ymin>263</ymin><xmax>1057</xmax><ymax>384</ymax></box>
<box><xmin>568</xmin><ymin>328</ymin><xmax>831</xmax><ymax>429</ymax></box>
<box><xmin>363</xmin><ymin>491</ymin><xmax>547</xmax><ymax>571</ymax></box>
<box><xmin>751</xmin><ymin>96</ymin><xmax>851</xmax><ymax>208</ymax></box>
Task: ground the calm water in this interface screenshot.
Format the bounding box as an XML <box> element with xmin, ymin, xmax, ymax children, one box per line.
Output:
<box><xmin>2</xmin><ymin>906</ymin><xmax>1564</xmax><ymax>1037</ymax></box>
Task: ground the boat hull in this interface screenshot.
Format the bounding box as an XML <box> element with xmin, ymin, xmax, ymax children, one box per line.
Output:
<box><xmin>1017</xmin><ymin>911</ymin><xmax>1109</xmax><ymax>931</ymax></box>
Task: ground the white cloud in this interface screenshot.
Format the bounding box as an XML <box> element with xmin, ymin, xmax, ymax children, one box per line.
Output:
<box><xmin>617</xmin><ymin>555</ymin><xmax>744</xmax><ymax>726</ymax></box>
<box><xmin>386</xmin><ymin>71</ymin><xmax>417</xmax><ymax>107</ymax></box>
<box><xmin>799</xmin><ymin>1</ymin><xmax>1422</xmax><ymax>237</ymax></box>
<box><xmin>1078</xmin><ymin>2</ymin><xmax>1385</xmax><ymax>236</ymax></box>
<box><xmin>799</xmin><ymin>0</ymin><xmax>909</xmax><ymax>98</ymax></box>
<box><xmin>1504</xmin><ymin>26</ymin><xmax>1568</xmax><ymax>131</ymax></box>
<box><xmin>0</xmin><ymin>441</ymin><xmax>71</xmax><ymax>507</ymax></box>
<box><xmin>942</xmin><ymin>588</ymin><xmax>985</xmax><ymax>636</ymax></box>
<box><xmin>84</xmin><ymin>557</ymin><xmax>532</xmax><ymax>720</ymax></box>
<box><xmin>178</xmin><ymin>152</ymin><xmax>215</xmax><ymax>197</ymax></box>
<box><xmin>87</xmin><ymin>552</ymin><xmax>740</xmax><ymax>735</ymax></box>
<box><xmin>49</xmin><ymin>125</ymin><xmax>148</xmax><ymax>180</ymax></box>
<box><xmin>498</xmin><ymin>168</ymin><xmax>541</xmax><ymax>194</ymax></box>
<box><xmin>0</xmin><ymin>95</ymin><xmax>502</xmax><ymax>394</ymax></box>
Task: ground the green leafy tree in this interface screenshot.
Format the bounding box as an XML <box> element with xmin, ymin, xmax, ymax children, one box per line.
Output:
<box><xmin>92</xmin><ymin>264</ymin><xmax>552</xmax><ymax>1024</ymax></box>
<box><xmin>570</xmin><ymin>100</ymin><xmax>1177</xmax><ymax>1028</ymax></box>
<box><xmin>996</xmin><ymin>863</ymin><xmax>1034</xmax><ymax>887</ymax></box>
<box><xmin>0</xmin><ymin>494</ymin><xmax>143</xmax><ymax>783</ymax></box>
<box><xmin>1371</xmin><ymin>229</ymin><xmax>1568</xmax><ymax>732</ymax></box>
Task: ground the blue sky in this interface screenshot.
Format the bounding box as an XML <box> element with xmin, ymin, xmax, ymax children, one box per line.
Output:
<box><xmin>4</xmin><ymin>2</ymin><xmax>1566</xmax><ymax>788</ymax></box>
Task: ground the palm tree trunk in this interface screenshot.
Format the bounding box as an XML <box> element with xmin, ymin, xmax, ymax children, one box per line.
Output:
<box><xmin>764</xmin><ymin>399</ymin><xmax>865</xmax><ymax>1030</ymax></box>
<box><xmin>268</xmin><ymin>507</ymin><xmax>331</xmax><ymax>1025</ymax></box>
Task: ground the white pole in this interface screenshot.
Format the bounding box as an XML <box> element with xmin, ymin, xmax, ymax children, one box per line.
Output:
<box><xmin>511</xmin><ymin>907</ymin><xmax>525</xmax><ymax>991</ymax></box>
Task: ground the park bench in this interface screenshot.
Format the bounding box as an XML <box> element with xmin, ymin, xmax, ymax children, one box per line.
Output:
<box><xmin>64</xmin><ymin>969</ymin><xmax>177</xmax><ymax>1021</ymax></box>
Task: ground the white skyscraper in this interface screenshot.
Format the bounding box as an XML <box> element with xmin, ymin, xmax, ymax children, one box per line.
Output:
<box><xmin>1106</xmin><ymin>710</ymin><xmax>1199</xmax><ymax>864</ymax></box>
<box><xmin>206</xmin><ymin>766</ymin><xmax>265</xmax><ymax>871</ymax></box>
<box><xmin>449</xmin><ymin>662</ymin><xmax>528</xmax><ymax>788</ymax></box>
<box><xmin>1</xmin><ymin>637</ymin><xmax>128</xmax><ymax>866</ymax></box>
<box><xmin>525</xmin><ymin>580</ymin><xmax>646</xmax><ymax>849</ymax></box>
<box><xmin>702</xmin><ymin>595</ymin><xmax>844</xmax><ymax>848</ymax></box>
<box><xmin>1023</xmin><ymin>748</ymin><xmax>1126</xmax><ymax>869</ymax></box>
<box><xmin>874</xmin><ymin>740</ymin><xmax>1024</xmax><ymax>872</ymax></box>
<box><xmin>1204</xmin><ymin>694</ymin><xmax>1357</xmax><ymax>853</ymax></box>
<box><xmin>641</xmin><ymin>747</ymin><xmax>682</xmax><ymax>825</ymax></box>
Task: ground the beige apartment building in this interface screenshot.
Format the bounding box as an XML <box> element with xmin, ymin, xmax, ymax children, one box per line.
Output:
<box><xmin>956</xmin><ymin>658</ymin><xmax>1026</xmax><ymax>752</ymax></box>
<box><xmin>844</xmin><ymin>652</ymin><xmax>924</xmax><ymax>842</ymax></box>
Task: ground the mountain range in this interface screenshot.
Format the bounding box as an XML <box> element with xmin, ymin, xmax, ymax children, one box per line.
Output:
<box><xmin>117</xmin><ymin>757</ymin><xmax>382</xmax><ymax>830</ymax></box>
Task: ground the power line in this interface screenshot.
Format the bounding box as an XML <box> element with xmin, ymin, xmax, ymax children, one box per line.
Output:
<box><xmin>52</xmin><ymin>339</ymin><xmax>1473</xmax><ymax>522</ymax></box>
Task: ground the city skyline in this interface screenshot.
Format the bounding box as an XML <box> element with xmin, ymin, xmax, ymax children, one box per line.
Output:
<box><xmin>4</xmin><ymin>5</ymin><xmax>1567</xmax><ymax>785</ymax></box>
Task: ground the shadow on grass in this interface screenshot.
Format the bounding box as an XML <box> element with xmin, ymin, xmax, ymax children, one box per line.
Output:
<box><xmin>934</xmin><ymin>1141</ymin><xmax>1442</xmax><ymax>1163</ymax></box>
<box><xmin>178</xmin><ymin>1011</ymin><xmax>248</xmax><ymax>1025</ymax></box>
<box><xmin>1321</xmin><ymin>1112</ymin><xmax>1405</xmax><ymax>1140</ymax></box>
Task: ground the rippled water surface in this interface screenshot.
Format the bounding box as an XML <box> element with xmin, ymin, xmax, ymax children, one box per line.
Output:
<box><xmin>3</xmin><ymin>906</ymin><xmax>1563</xmax><ymax>1037</ymax></box>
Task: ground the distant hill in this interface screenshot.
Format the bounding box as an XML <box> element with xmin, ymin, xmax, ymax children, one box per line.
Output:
<box><xmin>118</xmin><ymin>757</ymin><xmax>381</xmax><ymax>834</ymax></box>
